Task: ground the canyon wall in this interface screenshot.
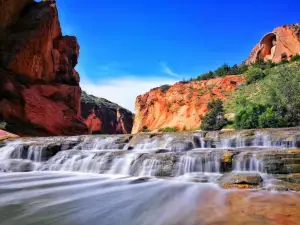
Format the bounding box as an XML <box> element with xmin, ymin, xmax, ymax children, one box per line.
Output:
<box><xmin>81</xmin><ymin>92</ymin><xmax>134</xmax><ymax>134</ymax></box>
<box><xmin>246</xmin><ymin>24</ymin><xmax>300</xmax><ymax>64</ymax></box>
<box><xmin>0</xmin><ymin>0</ymin><xmax>88</xmax><ymax>136</ymax></box>
<box><xmin>132</xmin><ymin>75</ymin><xmax>245</xmax><ymax>133</ymax></box>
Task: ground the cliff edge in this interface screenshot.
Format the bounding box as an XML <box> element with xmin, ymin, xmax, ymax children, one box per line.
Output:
<box><xmin>0</xmin><ymin>0</ymin><xmax>87</xmax><ymax>136</ymax></box>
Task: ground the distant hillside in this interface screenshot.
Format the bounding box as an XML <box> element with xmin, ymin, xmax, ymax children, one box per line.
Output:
<box><xmin>81</xmin><ymin>91</ymin><xmax>134</xmax><ymax>134</ymax></box>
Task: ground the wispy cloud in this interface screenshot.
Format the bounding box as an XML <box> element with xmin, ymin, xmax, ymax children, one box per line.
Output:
<box><xmin>80</xmin><ymin>76</ymin><xmax>176</xmax><ymax>112</ymax></box>
<box><xmin>77</xmin><ymin>64</ymin><xmax>176</xmax><ymax>112</ymax></box>
<box><xmin>160</xmin><ymin>62</ymin><xmax>181</xmax><ymax>78</ymax></box>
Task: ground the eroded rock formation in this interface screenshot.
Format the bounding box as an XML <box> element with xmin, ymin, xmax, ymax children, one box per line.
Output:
<box><xmin>81</xmin><ymin>92</ymin><xmax>134</xmax><ymax>134</ymax></box>
<box><xmin>246</xmin><ymin>24</ymin><xmax>300</xmax><ymax>64</ymax></box>
<box><xmin>0</xmin><ymin>129</ymin><xmax>18</xmax><ymax>141</ymax></box>
<box><xmin>0</xmin><ymin>0</ymin><xmax>87</xmax><ymax>136</ymax></box>
<box><xmin>132</xmin><ymin>75</ymin><xmax>245</xmax><ymax>133</ymax></box>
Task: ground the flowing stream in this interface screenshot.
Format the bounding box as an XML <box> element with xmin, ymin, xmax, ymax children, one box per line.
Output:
<box><xmin>0</xmin><ymin>129</ymin><xmax>300</xmax><ymax>224</ymax></box>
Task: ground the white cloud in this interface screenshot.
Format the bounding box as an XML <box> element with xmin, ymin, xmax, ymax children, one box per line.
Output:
<box><xmin>160</xmin><ymin>62</ymin><xmax>181</xmax><ymax>78</ymax></box>
<box><xmin>80</xmin><ymin>76</ymin><xmax>176</xmax><ymax>112</ymax></box>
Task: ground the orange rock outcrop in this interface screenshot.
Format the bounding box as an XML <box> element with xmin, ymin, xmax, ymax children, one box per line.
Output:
<box><xmin>0</xmin><ymin>1</ymin><xmax>87</xmax><ymax>136</ymax></box>
<box><xmin>0</xmin><ymin>129</ymin><xmax>18</xmax><ymax>141</ymax></box>
<box><xmin>132</xmin><ymin>75</ymin><xmax>245</xmax><ymax>133</ymax></box>
<box><xmin>246</xmin><ymin>24</ymin><xmax>300</xmax><ymax>64</ymax></box>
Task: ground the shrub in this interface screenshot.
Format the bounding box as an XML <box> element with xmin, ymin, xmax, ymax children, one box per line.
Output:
<box><xmin>0</xmin><ymin>121</ymin><xmax>7</xmax><ymax>130</ymax></box>
<box><xmin>234</xmin><ymin>103</ymin><xmax>266</xmax><ymax>129</ymax></box>
<box><xmin>142</xmin><ymin>125</ymin><xmax>150</xmax><ymax>132</ymax></box>
<box><xmin>265</xmin><ymin>63</ymin><xmax>300</xmax><ymax>126</ymax></box>
<box><xmin>200</xmin><ymin>99</ymin><xmax>228</xmax><ymax>131</ymax></box>
<box><xmin>258</xmin><ymin>107</ymin><xmax>286</xmax><ymax>128</ymax></box>
<box><xmin>158</xmin><ymin>127</ymin><xmax>179</xmax><ymax>132</ymax></box>
<box><xmin>290</xmin><ymin>54</ymin><xmax>300</xmax><ymax>62</ymax></box>
<box><xmin>159</xmin><ymin>85</ymin><xmax>171</xmax><ymax>93</ymax></box>
<box><xmin>214</xmin><ymin>64</ymin><xmax>232</xmax><ymax>77</ymax></box>
<box><xmin>251</xmin><ymin>59</ymin><xmax>276</xmax><ymax>70</ymax></box>
<box><xmin>245</xmin><ymin>67</ymin><xmax>266</xmax><ymax>84</ymax></box>
<box><xmin>197</xmin><ymin>71</ymin><xmax>215</xmax><ymax>81</ymax></box>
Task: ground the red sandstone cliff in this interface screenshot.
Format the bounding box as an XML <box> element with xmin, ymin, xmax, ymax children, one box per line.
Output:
<box><xmin>132</xmin><ymin>75</ymin><xmax>245</xmax><ymax>133</ymax></box>
<box><xmin>246</xmin><ymin>24</ymin><xmax>300</xmax><ymax>64</ymax></box>
<box><xmin>0</xmin><ymin>0</ymin><xmax>88</xmax><ymax>136</ymax></box>
<box><xmin>81</xmin><ymin>92</ymin><xmax>134</xmax><ymax>134</ymax></box>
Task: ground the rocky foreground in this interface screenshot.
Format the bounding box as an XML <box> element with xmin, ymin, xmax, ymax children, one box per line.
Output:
<box><xmin>1</xmin><ymin>127</ymin><xmax>300</xmax><ymax>190</ymax></box>
<box><xmin>1</xmin><ymin>127</ymin><xmax>300</xmax><ymax>224</ymax></box>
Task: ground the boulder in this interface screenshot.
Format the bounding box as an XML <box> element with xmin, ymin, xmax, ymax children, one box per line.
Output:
<box><xmin>219</xmin><ymin>172</ymin><xmax>263</xmax><ymax>188</ymax></box>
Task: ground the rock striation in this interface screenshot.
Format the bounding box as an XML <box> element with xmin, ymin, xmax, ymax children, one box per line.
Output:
<box><xmin>0</xmin><ymin>0</ymin><xmax>87</xmax><ymax>136</ymax></box>
<box><xmin>132</xmin><ymin>75</ymin><xmax>244</xmax><ymax>133</ymax></box>
<box><xmin>246</xmin><ymin>24</ymin><xmax>300</xmax><ymax>64</ymax></box>
<box><xmin>81</xmin><ymin>91</ymin><xmax>134</xmax><ymax>134</ymax></box>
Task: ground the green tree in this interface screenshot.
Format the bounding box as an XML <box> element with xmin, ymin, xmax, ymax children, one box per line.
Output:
<box><xmin>214</xmin><ymin>64</ymin><xmax>231</xmax><ymax>77</ymax></box>
<box><xmin>158</xmin><ymin>127</ymin><xmax>179</xmax><ymax>132</ymax></box>
<box><xmin>265</xmin><ymin>63</ymin><xmax>300</xmax><ymax>126</ymax></box>
<box><xmin>258</xmin><ymin>107</ymin><xmax>286</xmax><ymax>128</ymax></box>
<box><xmin>245</xmin><ymin>67</ymin><xmax>266</xmax><ymax>84</ymax></box>
<box><xmin>200</xmin><ymin>99</ymin><xmax>228</xmax><ymax>131</ymax></box>
<box><xmin>234</xmin><ymin>103</ymin><xmax>266</xmax><ymax>129</ymax></box>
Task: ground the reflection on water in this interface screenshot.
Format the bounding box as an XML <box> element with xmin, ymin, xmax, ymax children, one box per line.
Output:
<box><xmin>1</xmin><ymin>130</ymin><xmax>300</xmax><ymax>225</ymax></box>
<box><xmin>0</xmin><ymin>172</ymin><xmax>299</xmax><ymax>225</ymax></box>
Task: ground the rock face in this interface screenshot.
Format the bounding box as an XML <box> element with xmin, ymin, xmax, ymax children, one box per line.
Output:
<box><xmin>246</xmin><ymin>24</ymin><xmax>300</xmax><ymax>64</ymax></box>
<box><xmin>0</xmin><ymin>129</ymin><xmax>18</xmax><ymax>141</ymax></box>
<box><xmin>132</xmin><ymin>75</ymin><xmax>245</xmax><ymax>133</ymax></box>
<box><xmin>0</xmin><ymin>1</ymin><xmax>87</xmax><ymax>136</ymax></box>
<box><xmin>81</xmin><ymin>92</ymin><xmax>134</xmax><ymax>134</ymax></box>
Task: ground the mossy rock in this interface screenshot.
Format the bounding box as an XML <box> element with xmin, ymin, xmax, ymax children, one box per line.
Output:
<box><xmin>222</xmin><ymin>152</ymin><xmax>233</xmax><ymax>163</ymax></box>
<box><xmin>287</xmin><ymin>164</ymin><xmax>300</xmax><ymax>173</ymax></box>
<box><xmin>276</xmin><ymin>174</ymin><xmax>300</xmax><ymax>184</ymax></box>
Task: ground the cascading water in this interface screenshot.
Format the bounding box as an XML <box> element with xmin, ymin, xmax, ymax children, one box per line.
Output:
<box><xmin>0</xmin><ymin>129</ymin><xmax>297</xmax><ymax>176</ymax></box>
<box><xmin>0</xmin><ymin>128</ymin><xmax>300</xmax><ymax>224</ymax></box>
<box><xmin>233</xmin><ymin>152</ymin><xmax>264</xmax><ymax>172</ymax></box>
<box><xmin>74</xmin><ymin>136</ymin><xmax>125</xmax><ymax>150</ymax></box>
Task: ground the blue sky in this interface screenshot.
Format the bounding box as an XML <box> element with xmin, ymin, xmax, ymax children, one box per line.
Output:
<box><xmin>56</xmin><ymin>0</ymin><xmax>299</xmax><ymax>111</ymax></box>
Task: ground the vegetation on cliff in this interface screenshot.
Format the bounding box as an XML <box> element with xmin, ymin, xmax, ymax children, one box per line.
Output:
<box><xmin>193</xmin><ymin>63</ymin><xmax>248</xmax><ymax>81</ymax></box>
<box><xmin>199</xmin><ymin>56</ymin><xmax>300</xmax><ymax>131</ymax></box>
<box><xmin>226</xmin><ymin>59</ymin><xmax>300</xmax><ymax>129</ymax></box>
<box><xmin>200</xmin><ymin>99</ymin><xmax>228</xmax><ymax>131</ymax></box>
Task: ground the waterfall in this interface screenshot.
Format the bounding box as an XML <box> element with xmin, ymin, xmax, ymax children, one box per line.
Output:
<box><xmin>233</xmin><ymin>152</ymin><xmax>264</xmax><ymax>172</ymax></box>
<box><xmin>176</xmin><ymin>152</ymin><xmax>221</xmax><ymax>176</ymax></box>
<box><xmin>139</xmin><ymin>159</ymin><xmax>159</xmax><ymax>176</ymax></box>
<box><xmin>74</xmin><ymin>136</ymin><xmax>124</xmax><ymax>150</ymax></box>
<box><xmin>133</xmin><ymin>135</ymin><xmax>175</xmax><ymax>150</ymax></box>
<box><xmin>0</xmin><ymin>127</ymin><xmax>298</xmax><ymax>177</ymax></box>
